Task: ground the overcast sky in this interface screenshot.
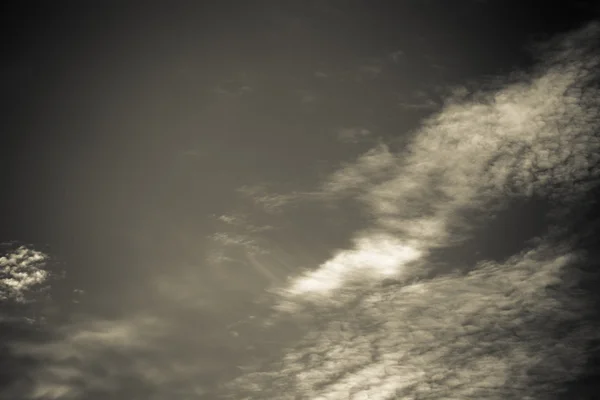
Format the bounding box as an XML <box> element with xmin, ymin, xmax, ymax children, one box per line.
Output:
<box><xmin>2</xmin><ymin>1</ymin><xmax>600</xmax><ymax>399</ymax></box>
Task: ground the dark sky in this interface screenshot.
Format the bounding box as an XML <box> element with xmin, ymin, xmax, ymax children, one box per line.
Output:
<box><xmin>1</xmin><ymin>1</ymin><xmax>600</xmax><ymax>399</ymax></box>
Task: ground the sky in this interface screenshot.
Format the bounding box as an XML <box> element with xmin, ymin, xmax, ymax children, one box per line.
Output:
<box><xmin>2</xmin><ymin>1</ymin><xmax>600</xmax><ymax>399</ymax></box>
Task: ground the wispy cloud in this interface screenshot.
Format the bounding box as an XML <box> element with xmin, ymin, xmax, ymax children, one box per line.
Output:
<box><xmin>5</xmin><ymin>302</ymin><xmax>248</xmax><ymax>399</ymax></box>
<box><xmin>395</xmin><ymin>89</ymin><xmax>440</xmax><ymax>110</ymax></box>
<box><xmin>237</xmin><ymin>185</ymin><xmax>296</xmax><ymax>213</ymax></box>
<box><xmin>336</xmin><ymin>127</ymin><xmax>372</xmax><ymax>143</ymax></box>
<box><xmin>356</xmin><ymin>60</ymin><xmax>384</xmax><ymax>80</ymax></box>
<box><xmin>237</xmin><ymin>184</ymin><xmax>324</xmax><ymax>214</ymax></box>
<box><xmin>209</xmin><ymin>213</ymin><xmax>275</xmax><ymax>260</ymax></box>
<box><xmin>389</xmin><ymin>49</ymin><xmax>405</xmax><ymax>63</ymax></box>
<box><xmin>7</xmin><ymin>315</ymin><xmax>193</xmax><ymax>400</ymax></box>
<box><xmin>213</xmin><ymin>72</ymin><xmax>254</xmax><ymax>98</ymax></box>
<box><xmin>295</xmin><ymin>89</ymin><xmax>319</xmax><ymax>104</ymax></box>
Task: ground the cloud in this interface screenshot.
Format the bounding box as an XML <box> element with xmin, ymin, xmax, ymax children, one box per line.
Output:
<box><xmin>336</xmin><ymin>127</ymin><xmax>372</xmax><ymax>144</ymax></box>
<box><xmin>295</xmin><ymin>89</ymin><xmax>319</xmax><ymax>104</ymax></box>
<box><xmin>215</xmin><ymin>213</ymin><xmax>274</xmax><ymax>234</ymax></box>
<box><xmin>357</xmin><ymin>61</ymin><xmax>384</xmax><ymax>80</ymax></box>
<box><xmin>322</xmin><ymin>142</ymin><xmax>399</xmax><ymax>196</ymax></box>
<box><xmin>207</xmin><ymin>213</ymin><xmax>277</xmax><ymax>265</ymax></box>
<box><xmin>6</xmin><ymin>315</ymin><xmax>181</xmax><ymax>400</ymax></box>
<box><xmin>1</xmin><ymin>245</ymin><xmax>49</xmax><ymax>304</ymax></box>
<box><xmin>395</xmin><ymin>89</ymin><xmax>440</xmax><ymax>110</ymax></box>
<box><xmin>225</xmin><ymin>242</ymin><xmax>598</xmax><ymax>399</ymax></box>
<box><xmin>281</xmin><ymin>233</ymin><xmax>422</xmax><ymax>303</ymax></box>
<box><xmin>389</xmin><ymin>49</ymin><xmax>405</xmax><ymax>63</ymax></box>
<box><xmin>237</xmin><ymin>185</ymin><xmax>299</xmax><ymax>213</ymax></box>
<box><xmin>273</xmin><ymin>21</ymin><xmax>600</xmax><ymax>312</ymax></box>
<box><xmin>213</xmin><ymin>72</ymin><xmax>254</xmax><ymax>98</ymax></box>
<box><xmin>237</xmin><ymin>184</ymin><xmax>324</xmax><ymax>214</ymax></box>
<box><xmin>219</xmin><ymin>22</ymin><xmax>600</xmax><ymax>399</ymax></box>
<box><xmin>5</xmin><ymin>306</ymin><xmax>251</xmax><ymax>399</ymax></box>
<box><xmin>320</xmin><ymin>22</ymin><xmax>600</xmax><ymax>254</ymax></box>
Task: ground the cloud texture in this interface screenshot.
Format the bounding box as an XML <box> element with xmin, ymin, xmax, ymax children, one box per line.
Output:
<box><xmin>222</xmin><ymin>23</ymin><xmax>600</xmax><ymax>399</ymax></box>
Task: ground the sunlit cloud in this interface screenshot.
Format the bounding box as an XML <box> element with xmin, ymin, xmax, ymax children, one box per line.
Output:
<box><xmin>283</xmin><ymin>233</ymin><xmax>421</xmax><ymax>300</ymax></box>
<box><xmin>1</xmin><ymin>245</ymin><xmax>49</xmax><ymax>304</ymax></box>
<box><xmin>322</xmin><ymin>22</ymin><xmax>600</xmax><ymax>254</ymax></box>
<box><xmin>227</xmin><ymin>243</ymin><xmax>597</xmax><ymax>399</ymax></box>
<box><xmin>219</xmin><ymin>22</ymin><xmax>600</xmax><ymax>399</ymax></box>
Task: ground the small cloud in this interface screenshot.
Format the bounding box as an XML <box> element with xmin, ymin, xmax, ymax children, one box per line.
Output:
<box><xmin>358</xmin><ymin>63</ymin><xmax>384</xmax><ymax>80</ymax></box>
<box><xmin>214</xmin><ymin>84</ymin><xmax>253</xmax><ymax>97</ymax></box>
<box><xmin>389</xmin><ymin>49</ymin><xmax>405</xmax><ymax>63</ymax></box>
<box><xmin>395</xmin><ymin>90</ymin><xmax>440</xmax><ymax>111</ymax></box>
<box><xmin>1</xmin><ymin>245</ymin><xmax>49</xmax><ymax>304</ymax></box>
<box><xmin>213</xmin><ymin>73</ymin><xmax>254</xmax><ymax>98</ymax></box>
<box><xmin>216</xmin><ymin>213</ymin><xmax>245</xmax><ymax>226</ymax></box>
<box><xmin>396</xmin><ymin>98</ymin><xmax>439</xmax><ymax>110</ymax></box>
<box><xmin>295</xmin><ymin>89</ymin><xmax>318</xmax><ymax>104</ymax></box>
<box><xmin>314</xmin><ymin>71</ymin><xmax>329</xmax><ymax>78</ymax></box>
<box><xmin>237</xmin><ymin>185</ymin><xmax>298</xmax><ymax>213</ymax></box>
<box><xmin>336</xmin><ymin>127</ymin><xmax>372</xmax><ymax>143</ymax></box>
<box><xmin>214</xmin><ymin>213</ymin><xmax>274</xmax><ymax>233</ymax></box>
<box><xmin>210</xmin><ymin>232</ymin><xmax>258</xmax><ymax>248</ymax></box>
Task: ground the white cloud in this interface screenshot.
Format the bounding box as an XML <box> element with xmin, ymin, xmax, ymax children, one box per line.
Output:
<box><xmin>1</xmin><ymin>245</ymin><xmax>49</xmax><ymax>303</ymax></box>
<box><xmin>283</xmin><ymin>233</ymin><xmax>422</xmax><ymax>300</ymax></box>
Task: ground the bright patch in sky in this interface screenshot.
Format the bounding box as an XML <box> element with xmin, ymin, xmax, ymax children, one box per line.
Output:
<box><xmin>288</xmin><ymin>234</ymin><xmax>421</xmax><ymax>295</ymax></box>
<box><xmin>1</xmin><ymin>246</ymin><xmax>49</xmax><ymax>303</ymax></box>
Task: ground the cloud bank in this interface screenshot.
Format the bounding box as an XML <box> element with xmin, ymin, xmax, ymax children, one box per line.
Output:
<box><xmin>222</xmin><ymin>23</ymin><xmax>600</xmax><ymax>399</ymax></box>
<box><xmin>276</xmin><ymin>22</ymin><xmax>600</xmax><ymax>311</ymax></box>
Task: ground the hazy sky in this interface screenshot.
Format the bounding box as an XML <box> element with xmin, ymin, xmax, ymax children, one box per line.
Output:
<box><xmin>2</xmin><ymin>1</ymin><xmax>600</xmax><ymax>399</ymax></box>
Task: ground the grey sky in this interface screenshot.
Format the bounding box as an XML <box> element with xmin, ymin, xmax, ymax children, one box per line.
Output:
<box><xmin>1</xmin><ymin>1</ymin><xmax>600</xmax><ymax>399</ymax></box>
